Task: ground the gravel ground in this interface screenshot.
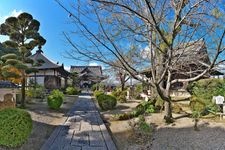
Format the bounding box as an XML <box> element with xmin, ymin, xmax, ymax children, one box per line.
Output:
<box><xmin>149</xmin><ymin>116</ymin><xmax>225</xmax><ymax>150</ymax></box>
<box><xmin>102</xmin><ymin>99</ymin><xmax>225</xmax><ymax>150</ymax></box>
<box><xmin>0</xmin><ymin>96</ymin><xmax>77</xmax><ymax>150</ymax></box>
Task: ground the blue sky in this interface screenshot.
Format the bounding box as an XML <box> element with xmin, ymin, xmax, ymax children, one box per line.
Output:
<box><xmin>0</xmin><ymin>0</ymin><xmax>99</xmax><ymax>70</ymax></box>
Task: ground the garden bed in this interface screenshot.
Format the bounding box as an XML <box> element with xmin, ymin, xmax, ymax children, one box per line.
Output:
<box><xmin>97</xmin><ymin>98</ymin><xmax>149</xmax><ymax>149</ymax></box>
<box><xmin>100</xmin><ymin>97</ymin><xmax>225</xmax><ymax>150</ymax></box>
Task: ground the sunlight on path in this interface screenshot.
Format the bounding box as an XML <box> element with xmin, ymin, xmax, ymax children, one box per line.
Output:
<box><xmin>41</xmin><ymin>94</ymin><xmax>117</xmax><ymax>150</ymax></box>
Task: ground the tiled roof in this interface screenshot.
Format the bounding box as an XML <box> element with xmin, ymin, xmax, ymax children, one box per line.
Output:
<box><xmin>30</xmin><ymin>50</ymin><xmax>60</xmax><ymax>69</ymax></box>
<box><xmin>0</xmin><ymin>81</ymin><xmax>19</xmax><ymax>88</ymax></box>
<box><xmin>29</xmin><ymin>49</ymin><xmax>70</xmax><ymax>77</ymax></box>
<box><xmin>70</xmin><ymin>66</ymin><xmax>103</xmax><ymax>76</ymax></box>
<box><xmin>141</xmin><ymin>39</ymin><xmax>223</xmax><ymax>77</ymax></box>
<box><xmin>174</xmin><ymin>39</ymin><xmax>209</xmax><ymax>63</ymax></box>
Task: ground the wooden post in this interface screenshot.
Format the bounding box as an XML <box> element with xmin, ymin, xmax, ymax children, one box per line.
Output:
<box><xmin>223</xmin><ymin>104</ymin><xmax>225</xmax><ymax>119</ymax></box>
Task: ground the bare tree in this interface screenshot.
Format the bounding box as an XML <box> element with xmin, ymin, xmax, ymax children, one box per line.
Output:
<box><xmin>110</xmin><ymin>48</ymin><xmax>139</xmax><ymax>90</ymax></box>
<box><xmin>56</xmin><ymin>0</ymin><xmax>225</xmax><ymax>123</ymax></box>
<box><xmin>111</xmin><ymin>66</ymin><xmax>130</xmax><ymax>91</ymax></box>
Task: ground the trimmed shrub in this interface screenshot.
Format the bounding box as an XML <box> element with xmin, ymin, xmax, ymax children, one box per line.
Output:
<box><xmin>47</xmin><ymin>90</ymin><xmax>64</xmax><ymax>110</ymax></box>
<box><xmin>0</xmin><ymin>108</ymin><xmax>32</xmax><ymax>148</ymax></box>
<box><xmin>66</xmin><ymin>86</ymin><xmax>79</xmax><ymax>95</ymax></box>
<box><xmin>94</xmin><ymin>90</ymin><xmax>104</xmax><ymax>99</ymax></box>
<box><xmin>97</xmin><ymin>94</ymin><xmax>117</xmax><ymax>110</ymax></box>
<box><xmin>112</xmin><ymin>88</ymin><xmax>127</xmax><ymax>103</ymax></box>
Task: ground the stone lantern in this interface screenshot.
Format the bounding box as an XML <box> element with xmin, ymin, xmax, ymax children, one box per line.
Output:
<box><xmin>0</xmin><ymin>81</ymin><xmax>19</xmax><ymax>110</ymax></box>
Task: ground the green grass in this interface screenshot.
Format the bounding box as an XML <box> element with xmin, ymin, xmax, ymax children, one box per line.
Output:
<box><xmin>0</xmin><ymin>108</ymin><xmax>32</xmax><ymax>148</ymax></box>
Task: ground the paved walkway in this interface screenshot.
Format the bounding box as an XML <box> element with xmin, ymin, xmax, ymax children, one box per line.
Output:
<box><xmin>41</xmin><ymin>94</ymin><xmax>117</xmax><ymax>150</ymax></box>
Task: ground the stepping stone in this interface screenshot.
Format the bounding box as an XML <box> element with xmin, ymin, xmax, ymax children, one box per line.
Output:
<box><xmin>89</xmin><ymin>131</ymin><xmax>105</xmax><ymax>147</ymax></box>
<box><xmin>71</xmin><ymin>131</ymin><xmax>89</xmax><ymax>146</ymax></box>
<box><xmin>63</xmin><ymin>145</ymin><xmax>81</xmax><ymax>150</ymax></box>
<box><xmin>82</xmin><ymin>146</ymin><xmax>107</xmax><ymax>150</ymax></box>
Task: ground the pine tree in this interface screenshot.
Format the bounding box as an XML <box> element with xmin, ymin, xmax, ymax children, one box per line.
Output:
<box><xmin>0</xmin><ymin>12</ymin><xmax>46</xmax><ymax>107</ymax></box>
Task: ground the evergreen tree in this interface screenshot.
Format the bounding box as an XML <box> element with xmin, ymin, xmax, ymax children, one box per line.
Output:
<box><xmin>0</xmin><ymin>12</ymin><xmax>46</xmax><ymax>107</ymax></box>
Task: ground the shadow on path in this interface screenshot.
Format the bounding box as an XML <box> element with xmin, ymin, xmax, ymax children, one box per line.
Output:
<box><xmin>41</xmin><ymin>94</ymin><xmax>117</xmax><ymax>150</ymax></box>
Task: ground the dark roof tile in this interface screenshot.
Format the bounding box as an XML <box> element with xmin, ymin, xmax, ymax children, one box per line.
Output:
<box><xmin>30</xmin><ymin>50</ymin><xmax>60</xmax><ymax>69</ymax></box>
<box><xmin>0</xmin><ymin>81</ymin><xmax>19</xmax><ymax>88</ymax></box>
<box><xmin>70</xmin><ymin>66</ymin><xmax>103</xmax><ymax>76</ymax></box>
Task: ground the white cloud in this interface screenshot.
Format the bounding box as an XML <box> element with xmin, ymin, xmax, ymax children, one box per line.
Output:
<box><xmin>88</xmin><ymin>62</ymin><xmax>106</xmax><ymax>70</ymax></box>
<box><xmin>89</xmin><ymin>62</ymin><xmax>99</xmax><ymax>66</ymax></box>
<box><xmin>0</xmin><ymin>10</ymin><xmax>23</xmax><ymax>42</ymax></box>
<box><xmin>0</xmin><ymin>9</ymin><xmax>23</xmax><ymax>24</ymax></box>
<box><xmin>64</xmin><ymin>66</ymin><xmax>70</xmax><ymax>71</ymax></box>
<box><xmin>140</xmin><ymin>46</ymin><xmax>153</xmax><ymax>59</ymax></box>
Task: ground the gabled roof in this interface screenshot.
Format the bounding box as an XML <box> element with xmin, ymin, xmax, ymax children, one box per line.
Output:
<box><xmin>30</xmin><ymin>49</ymin><xmax>70</xmax><ymax>77</ymax></box>
<box><xmin>70</xmin><ymin>66</ymin><xmax>103</xmax><ymax>76</ymax></box>
<box><xmin>141</xmin><ymin>39</ymin><xmax>223</xmax><ymax>77</ymax></box>
<box><xmin>174</xmin><ymin>39</ymin><xmax>210</xmax><ymax>64</ymax></box>
<box><xmin>30</xmin><ymin>49</ymin><xmax>61</xmax><ymax>69</ymax></box>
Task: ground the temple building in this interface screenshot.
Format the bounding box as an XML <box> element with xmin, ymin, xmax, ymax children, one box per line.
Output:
<box><xmin>28</xmin><ymin>48</ymin><xmax>70</xmax><ymax>89</ymax></box>
<box><xmin>141</xmin><ymin>39</ymin><xmax>223</xmax><ymax>96</ymax></box>
<box><xmin>70</xmin><ymin>66</ymin><xmax>106</xmax><ymax>88</ymax></box>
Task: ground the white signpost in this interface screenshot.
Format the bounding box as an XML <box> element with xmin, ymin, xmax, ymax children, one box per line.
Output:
<box><xmin>215</xmin><ymin>95</ymin><xmax>224</xmax><ymax>105</ymax></box>
<box><xmin>213</xmin><ymin>95</ymin><xmax>225</xmax><ymax>119</ymax></box>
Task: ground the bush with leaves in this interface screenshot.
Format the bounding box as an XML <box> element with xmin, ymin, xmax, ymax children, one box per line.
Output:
<box><xmin>187</xmin><ymin>79</ymin><xmax>222</xmax><ymax>114</ymax></box>
<box><xmin>91</xmin><ymin>83</ymin><xmax>104</xmax><ymax>91</ymax></box>
<box><xmin>0</xmin><ymin>108</ymin><xmax>32</xmax><ymax>148</ymax></box>
<box><xmin>112</xmin><ymin>88</ymin><xmax>127</xmax><ymax>103</ymax></box>
<box><xmin>133</xmin><ymin>84</ymin><xmax>143</xmax><ymax>99</ymax></box>
<box><xmin>26</xmin><ymin>85</ymin><xmax>45</xmax><ymax>100</ymax></box>
<box><xmin>94</xmin><ymin>90</ymin><xmax>104</xmax><ymax>99</ymax></box>
<box><xmin>115</xmin><ymin>101</ymin><xmax>156</xmax><ymax>120</ymax></box>
<box><xmin>97</xmin><ymin>94</ymin><xmax>117</xmax><ymax>110</ymax></box>
<box><xmin>66</xmin><ymin>86</ymin><xmax>79</xmax><ymax>95</ymax></box>
<box><xmin>47</xmin><ymin>90</ymin><xmax>64</xmax><ymax>110</ymax></box>
<box><xmin>137</xmin><ymin>115</ymin><xmax>152</xmax><ymax>133</ymax></box>
<box><xmin>91</xmin><ymin>84</ymin><xmax>98</xmax><ymax>91</ymax></box>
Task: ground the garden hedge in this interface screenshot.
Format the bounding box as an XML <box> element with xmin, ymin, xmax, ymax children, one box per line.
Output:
<box><xmin>66</xmin><ymin>86</ymin><xmax>79</xmax><ymax>95</ymax></box>
<box><xmin>97</xmin><ymin>94</ymin><xmax>117</xmax><ymax>110</ymax></box>
<box><xmin>0</xmin><ymin>108</ymin><xmax>32</xmax><ymax>148</ymax></box>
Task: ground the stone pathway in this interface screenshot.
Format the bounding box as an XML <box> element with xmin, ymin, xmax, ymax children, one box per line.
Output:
<box><xmin>41</xmin><ymin>94</ymin><xmax>117</xmax><ymax>150</ymax></box>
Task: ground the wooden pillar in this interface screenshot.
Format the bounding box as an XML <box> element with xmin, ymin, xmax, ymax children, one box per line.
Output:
<box><xmin>65</xmin><ymin>77</ymin><xmax>68</xmax><ymax>88</ymax></box>
<box><xmin>34</xmin><ymin>72</ymin><xmax>37</xmax><ymax>87</ymax></box>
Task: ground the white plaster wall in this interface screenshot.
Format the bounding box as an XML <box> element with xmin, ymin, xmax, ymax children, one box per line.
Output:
<box><xmin>27</xmin><ymin>76</ymin><xmax>45</xmax><ymax>86</ymax></box>
<box><xmin>30</xmin><ymin>70</ymin><xmax>60</xmax><ymax>76</ymax></box>
<box><xmin>61</xmin><ymin>77</ymin><xmax>65</xmax><ymax>88</ymax></box>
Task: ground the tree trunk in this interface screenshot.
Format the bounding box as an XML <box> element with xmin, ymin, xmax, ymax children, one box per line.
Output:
<box><xmin>194</xmin><ymin>118</ymin><xmax>199</xmax><ymax>131</ymax></box>
<box><xmin>121</xmin><ymin>81</ymin><xmax>125</xmax><ymax>91</ymax></box>
<box><xmin>21</xmin><ymin>74</ymin><xmax>26</xmax><ymax>108</ymax></box>
<box><xmin>164</xmin><ymin>100</ymin><xmax>173</xmax><ymax>123</ymax></box>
